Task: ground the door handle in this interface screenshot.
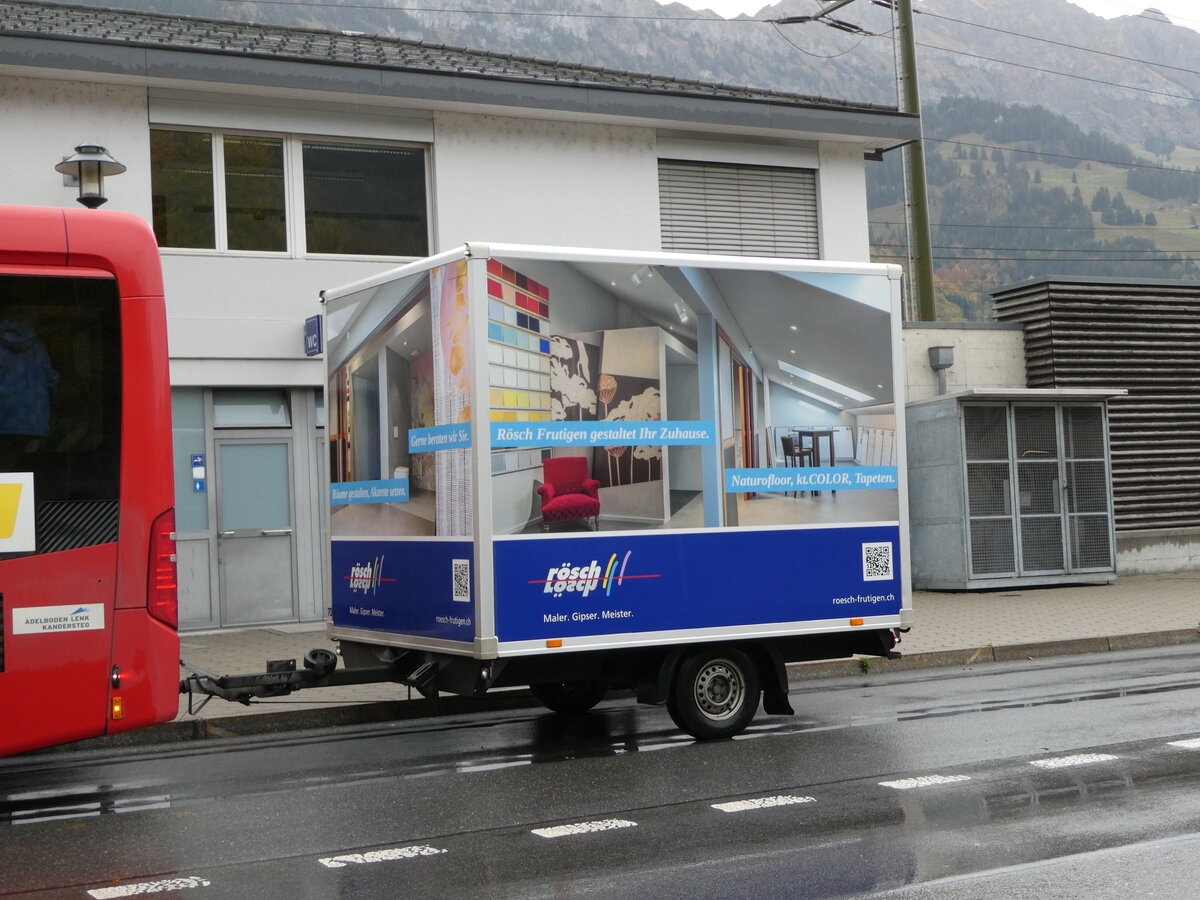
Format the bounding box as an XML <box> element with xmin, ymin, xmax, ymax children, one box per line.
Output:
<box><xmin>261</xmin><ymin>528</ymin><xmax>293</xmax><ymax>536</ymax></box>
<box><xmin>219</xmin><ymin>530</ymin><xmax>236</xmax><ymax>537</ymax></box>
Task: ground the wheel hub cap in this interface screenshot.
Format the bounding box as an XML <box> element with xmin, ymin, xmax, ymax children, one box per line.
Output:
<box><xmin>695</xmin><ymin>660</ymin><xmax>744</xmax><ymax>720</ymax></box>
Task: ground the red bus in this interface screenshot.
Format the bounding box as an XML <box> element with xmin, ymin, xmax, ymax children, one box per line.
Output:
<box><xmin>0</xmin><ymin>205</ymin><xmax>177</xmax><ymax>756</ymax></box>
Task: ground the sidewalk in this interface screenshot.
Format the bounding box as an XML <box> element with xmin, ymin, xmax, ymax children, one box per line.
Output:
<box><xmin>171</xmin><ymin>572</ymin><xmax>1200</xmax><ymax>730</ymax></box>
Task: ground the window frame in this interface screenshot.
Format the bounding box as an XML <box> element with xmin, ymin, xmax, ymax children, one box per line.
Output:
<box><xmin>150</xmin><ymin>125</ymin><xmax>433</xmax><ymax>262</ymax></box>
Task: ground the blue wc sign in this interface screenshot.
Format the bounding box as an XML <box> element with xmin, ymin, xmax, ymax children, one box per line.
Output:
<box><xmin>304</xmin><ymin>315</ymin><xmax>323</xmax><ymax>357</ymax></box>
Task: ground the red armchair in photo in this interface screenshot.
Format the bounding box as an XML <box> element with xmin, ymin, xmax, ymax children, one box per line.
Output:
<box><xmin>537</xmin><ymin>456</ymin><xmax>601</xmax><ymax>531</ymax></box>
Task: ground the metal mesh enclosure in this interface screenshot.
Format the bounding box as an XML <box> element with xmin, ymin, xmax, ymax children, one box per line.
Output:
<box><xmin>967</xmin><ymin>463</ymin><xmax>1011</xmax><ymax>517</ymax></box>
<box><xmin>965</xmin><ymin>406</ymin><xmax>1016</xmax><ymax>576</ymax></box>
<box><xmin>964</xmin><ymin>405</ymin><xmax>1008</xmax><ymax>459</ymax></box>
<box><xmin>1017</xmin><ymin>462</ymin><xmax>1059</xmax><ymax>516</ymax></box>
<box><xmin>1070</xmin><ymin>516</ymin><xmax>1114</xmax><ymax>569</ymax></box>
<box><xmin>969</xmin><ymin>519</ymin><xmax>1015</xmax><ymax>574</ymax></box>
<box><xmin>1065</xmin><ymin>407</ymin><xmax>1113</xmax><ymax>570</ymax></box>
<box><xmin>963</xmin><ymin>401</ymin><xmax>1113</xmax><ymax>580</ymax></box>
<box><xmin>1021</xmin><ymin>518</ymin><xmax>1065</xmax><ymax>572</ymax></box>
<box><xmin>1014</xmin><ymin>406</ymin><xmax>1057</xmax><ymax>457</ymax></box>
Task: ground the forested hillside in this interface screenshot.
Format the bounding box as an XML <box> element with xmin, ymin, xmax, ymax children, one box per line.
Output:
<box><xmin>868</xmin><ymin>98</ymin><xmax>1200</xmax><ymax>320</ymax></box>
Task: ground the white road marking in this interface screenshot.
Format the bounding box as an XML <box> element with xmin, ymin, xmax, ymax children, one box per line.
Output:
<box><xmin>87</xmin><ymin>876</ymin><xmax>210</xmax><ymax>898</ymax></box>
<box><xmin>712</xmin><ymin>795</ymin><xmax>816</xmax><ymax>812</ymax></box>
<box><xmin>318</xmin><ymin>845</ymin><xmax>447</xmax><ymax>868</ymax></box>
<box><xmin>1030</xmin><ymin>753</ymin><xmax>1119</xmax><ymax>769</ymax></box>
<box><xmin>13</xmin><ymin>795</ymin><xmax>171</xmax><ymax>826</ymax></box>
<box><xmin>1168</xmin><ymin>738</ymin><xmax>1200</xmax><ymax>750</ymax></box>
<box><xmin>879</xmin><ymin>774</ymin><xmax>972</xmax><ymax>790</ymax></box>
<box><xmin>532</xmin><ymin>818</ymin><xmax>637</xmax><ymax>838</ymax></box>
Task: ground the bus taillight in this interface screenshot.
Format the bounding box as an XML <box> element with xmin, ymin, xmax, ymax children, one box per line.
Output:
<box><xmin>148</xmin><ymin>508</ymin><xmax>178</xmax><ymax>629</ymax></box>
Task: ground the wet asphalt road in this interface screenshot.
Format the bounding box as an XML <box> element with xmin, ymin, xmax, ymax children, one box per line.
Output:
<box><xmin>2</xmin><ymin>645</ymin><xmax>1200</xmax><ymax>899</ymax></box>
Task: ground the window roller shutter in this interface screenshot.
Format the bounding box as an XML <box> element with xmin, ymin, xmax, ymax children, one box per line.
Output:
<box><xmin>658</xmin><ymin>160</ymin><xmax>819</xmax><ymax>258</ymax></box>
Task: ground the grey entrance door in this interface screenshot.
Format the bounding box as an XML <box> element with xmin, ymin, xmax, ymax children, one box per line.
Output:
<box><xmin>215</xmin><ymin>439</ymin><xmax>297</xmax><ymax>625</ymax></box>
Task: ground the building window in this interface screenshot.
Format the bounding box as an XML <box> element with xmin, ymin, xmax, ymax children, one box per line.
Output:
<box><xmin>658</xmin><ymin>159</ymin><xmax>819</xmax><ymax>258</ymax></box>
<box><xmin>303</xmin><ymin>143</ymin><xmax>428</xmax><ymax>257</ymax></box>
<box><xmin>150</xmin><ymin>130</ymin><xmax>215</xmax><ymax>249</ymax></box>
<box><xmin>212</xmin><ymin>389</ymin><xmax>291</xmax><ymax>428</ymax></box>
<box><xmin>150</xmin><ymin>128</ymin><xmax>429</xmax><ymax>258</ymax></box>
<box><xmin>224</xmin><ymin>135</ymin><xmax>286</xmax><ymax>252</ymax></box>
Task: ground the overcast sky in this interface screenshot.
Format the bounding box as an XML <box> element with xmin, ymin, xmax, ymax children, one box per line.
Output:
<box><xmin>662</xmin><ymin>0</ymin><xmax>1200</xmax><ymax>34</ymax></box>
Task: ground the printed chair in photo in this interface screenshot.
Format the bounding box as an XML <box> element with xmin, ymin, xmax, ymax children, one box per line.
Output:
<box><xmin>537</xmin><ymin>456</ymin><xmax>601</xmax><ymax>531</ymax></box>
<box><xmin>780</xmin><ymin>435</ymin><xmax>815</xmax><ymax>498</ymax></box>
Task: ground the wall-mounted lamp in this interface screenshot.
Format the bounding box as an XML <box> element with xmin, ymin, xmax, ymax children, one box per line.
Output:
<box><xmin>928</xmin><ymin>345</ymin><xmax>954</xmax><ymax>395</ymax></box>
<box><xmin>55</xmin><ymin>143</ymin><xmax>126</xmax><ymax>209</ymax></box>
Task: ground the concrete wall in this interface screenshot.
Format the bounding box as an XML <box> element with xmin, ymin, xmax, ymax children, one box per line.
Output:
<box><xmin>1117</xmin><ymin>529</ymin><xmax>1200</xmax><ymax>575</ymax></box>
<box><xmin>817</xmin><ymin>142</ymin><xmax>872</xmax><ymax>262</ymax></box>
<box><xmin>903</xmin><ymin>323</ymin><xmax>1027</xmax><ymax>402</ymax></box>
<box><xmin>433</xmin><ymin>113</ymin><xmax>662</xmax><ymax>252</ymax></box>
<box><xmin>0</xmin><ymin>75</ymin><xmax>151</xmax><ymax>216</ymax></box>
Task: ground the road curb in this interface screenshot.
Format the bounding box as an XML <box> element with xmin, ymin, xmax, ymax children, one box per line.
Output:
<box><xmin>786</xmin><ymin>628</ymin><xmax>1200</xmax><ymax>682</ymax></box>
<box><xmin>31</xmin><ymin>628</ymin><xmax>1200</xmax><ymax>755</ymax></box>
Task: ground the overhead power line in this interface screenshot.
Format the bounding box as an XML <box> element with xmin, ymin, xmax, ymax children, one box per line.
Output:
<box><xmin>925</xmin><ymin>256</ymin><xmax>1200</xmax><ymax>262</ymax></box>
<box><xmin>916</xmin><ymin>41</ymin><xmax>1200</xmax><ymax>106</ymax></box>
<box><xmin>917</xmin><ymin>9</ymin><xmax>1200</xmax><ymax>80</ymax></box>
<box><xmin>874</xmin><ymin>244</ymin><xmax>1200</xmax><ymax>253</ymax></box>
<box><xmin>922</xmin><ymin>137</ymin><xmax>1200</xmax><ymax>173</ymax></box>
<box><xmin>871</xmin><ymin>221</ymin><xmax>1200</xmax><ymax>232</ymax></box>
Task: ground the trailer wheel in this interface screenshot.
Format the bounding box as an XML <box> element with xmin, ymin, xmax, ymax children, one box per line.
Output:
<box><xmin>667</xmin><ymin>646</ymin><xmax>760</xmax><ymax>740</ymax></box>
<box><xmin>530</xmin><ymin>680</ymin><xmax>608</xmax><ymax>715</ymax></box>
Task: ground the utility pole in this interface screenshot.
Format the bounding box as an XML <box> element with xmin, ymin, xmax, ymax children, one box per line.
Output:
<box><xmin>771</xmin><ymin>0</ymin><xmax>937</xmax><ymax>321</ymax></box>
<box><xmin>893</xmin><ymin>0</ymin><xmax>937</xmax><ymax>321</ymax></box>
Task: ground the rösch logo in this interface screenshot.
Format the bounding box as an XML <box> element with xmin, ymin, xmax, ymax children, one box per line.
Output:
<box><xmin>531</xmin><ymin>551</ymin><xmax>660</xmax><ymax>599</ymax></box>
<box><xmin>346</xmin><ymin>557</ymin><xmax>393</xmax><ymax>596</ymax></box>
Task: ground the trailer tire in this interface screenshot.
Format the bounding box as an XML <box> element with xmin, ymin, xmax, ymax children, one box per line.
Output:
<box><xmin>303</xmin><ymin>648</ymin><xmax>338</xmax><ymax>677</ymax></box>
<box><xmin>530</xmin><ymin>680</ymin><xmax>608</xmax><ymax>715</ymax></box>
<box><xmin>667</xmin><ymin>646</ymin><xmax>760</xmax><ymax>740</ymax></box>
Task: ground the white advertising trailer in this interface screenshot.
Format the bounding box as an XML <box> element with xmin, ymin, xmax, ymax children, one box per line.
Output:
<box><xmin>316</xmin><ymin>243</ymin><xmax>911</xmax><ymax>739</ymax></box>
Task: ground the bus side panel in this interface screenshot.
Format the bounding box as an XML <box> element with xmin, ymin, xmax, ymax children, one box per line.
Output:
<box><xmin>0</xmin><ymin>544</ymin><xmax>118</xmax><ymax>756</ymax></box>
<box><xmin>492</xmin><ymin>525</ymin><xmax>903</xmax><ymax>643</ymax></box>
<box><xmin>113</xmin><ymin>297</ymin><xmax>173</xmax><ymax>611</ymax></box>
<box><xmin>107</xmin><ymin>608</ymin><xmax>180</xmax><ymax>734</ymax></box>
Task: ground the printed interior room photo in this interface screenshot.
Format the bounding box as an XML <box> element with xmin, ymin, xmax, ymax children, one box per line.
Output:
<box><xmin>484</xmin><ymin>256</ymin><xmax>901</xmax><ymax>536</ymax></box>
<box><xmin>323</xmin><ymin>251</ymin><xmax>902</xmax><ymax>540</ymax></box>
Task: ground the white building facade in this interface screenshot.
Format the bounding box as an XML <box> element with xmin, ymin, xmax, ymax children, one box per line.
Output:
<box><xmin>0</xmin><ymin>1</ymin><xmax>920</xmax><ymax>628</ymax></box>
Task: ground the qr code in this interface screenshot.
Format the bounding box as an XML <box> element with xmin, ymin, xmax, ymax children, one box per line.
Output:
<box><xmin>452</xmin><ymin>559</ymin><xmax>471</xmax><ymax>602</ymax></box>
<box><xmin>862</xmin><ymin>542</ymin><xmax>893</xmax><ymax>581</ymax></box>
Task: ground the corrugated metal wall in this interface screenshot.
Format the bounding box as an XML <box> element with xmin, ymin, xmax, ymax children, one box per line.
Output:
<box><xmin>992</xmin><ymin>280</ymin><xmax>1200</xmax><ymax>532</ymax></box>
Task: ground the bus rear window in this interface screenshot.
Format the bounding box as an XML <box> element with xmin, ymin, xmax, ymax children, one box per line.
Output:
<box><xmin>0</xmin><ymin>274</ymin><xmax>122</xmax><ymax>555</ymax></box>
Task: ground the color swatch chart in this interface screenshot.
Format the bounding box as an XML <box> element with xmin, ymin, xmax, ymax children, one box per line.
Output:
<box><xmin>487</xmin><ymin>259</ymin><xmax>553</xmax><ymax>423</ymax></box>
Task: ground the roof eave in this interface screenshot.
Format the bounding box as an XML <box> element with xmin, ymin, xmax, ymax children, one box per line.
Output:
<box><xmin>0</xmin><ymin>31</ymin><xmax>919</xmax><ymax>147</ymax></box>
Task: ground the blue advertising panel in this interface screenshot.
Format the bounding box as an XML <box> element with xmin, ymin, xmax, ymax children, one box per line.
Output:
<box><xmin>409</xmin><ymin>423</ymin><xmax>472</xmax><ymax>453</ymax></box>
<box><xmin>330</xmin><ymin>539</ymin><xmax>474</xmax><ymax>642</ymax></box>
<box><xmin>492</xmin><ymin>420</ymin><xmax>715</xmax><ymax>448</ymax></box>
<box><xmin>330</xmin><ymin>477</ymin><xmax>409</xmax><ymax>505</ymax></box>
<box><xmin>493</xmin><ymin>525</ymin><xmax>902</xmax><ymax>642</ymax></box>
<box><xmin>725</xmin><ymin>466</ymin><xmax>898</xmax><ymax>493</ymax></box>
